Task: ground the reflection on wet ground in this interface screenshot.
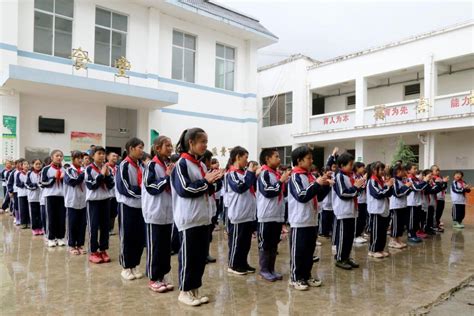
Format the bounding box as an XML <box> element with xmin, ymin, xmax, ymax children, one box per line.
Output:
<box><xmin>0</xmin><ymin>204</ymin><xmax>473</xmax><ymax>315</ymax></box>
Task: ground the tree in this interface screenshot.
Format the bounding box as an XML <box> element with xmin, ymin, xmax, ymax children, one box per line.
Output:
<box><xmin>392</xmin><ymin>138</ymin><xmax>417</xmax><ymax>165</ymax></box>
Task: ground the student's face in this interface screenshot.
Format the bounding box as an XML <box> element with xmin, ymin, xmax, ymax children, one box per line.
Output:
<box><xmin>408</xmin><ymin>166</ymin><xmax>418</xmax><ymax>175</ymax></box>
<box><xmin>158</xmin><ymin>138</ymin><xmax>173</xmax><ymax>158</ymax></box>
<box><xmin>22</xmin><ymin>162</ymin><xmax>29</xmax><ymax>172</ymax></box>
<box><xmin>108</xmin><ymin>153</ymin><xmax>118</xmax><ymax>164</ymax></box>
<box><xmin>33</xmin><ymin>161</ymin><xmax>42</xmax><ymax>171</ymax></box>
<box><xmin>189</xmin><ymin>133</ymin><xmax>208</xmax><ymax>156</ymax></box>
<box><xmin>73</xmin><ymin>157</ymin><xmax>83</xmax><ymax>167</ymax></box>
<box><xmin>454</xmin><ymin>173</ymin><xmax>462</xmax><ymax>181</ymax></box>
<box><xmin>52</xmin><ymin>152</ymin><xmax>63</xmax><ymax>164</ymax></box>
<box><xmin>83</xmin><ymin>156</ymin><xmax>91</xmax><ymax>166</ymax></box>
<box><xmin>356</xmin><ymin>166</ymin><xmax>365</xmax><ymax>175</ymax></box>
<box><xmin>236</xmin><ymin>153</ymin><xmax>249</xmax><ymax>169</ymax></box>
<box><xmin>129</xmin><ymin>144</ymin><xmax>144</xmax><ymax>160</ymax></box>
<box><xmin>211</xmin><ymin>161</ymin><xmax>219</xmax><ymax>170</ymax></box>
<box><xmin>266</xmin><ymin>152</ymin><xmax>281</xmax><ymax>169</ymax></box>
<box><xmin>341</xmin><ymin>161</ymin><xmax>354</xmax><ymax>173</ymax></box>
<box><xmin>432</xmin><ymin>167</ymin><xmax>440</xmax><ymax>176</ymax></box>
<box><xmin>93</xmin><ymin>151</ymin><xmax>105</xmax><ymax>164</ymax></box>
<box><xmin>375</xmin><ymin>168</ymin><xmax>384</xmax><ymax>178</ymax></box>
<box><xmin>5</xmin><ymin>161</ymin><xmax>11</xmax><ymax>169</ymax></box>
<box><xmin>298</xmin><ymin>154</ymin><xmax>313</xmax><ymax>171</ymax></box>
<box><xmin>331</xmin><ymin>164</ymin><xmax>337</xmax><ymax>172</ymax></box>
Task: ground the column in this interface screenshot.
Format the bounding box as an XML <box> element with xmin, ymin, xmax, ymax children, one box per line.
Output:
<box><xmin>424</xmin><ymin>55</ymin><xmax>438</xmax><ymax>117</ymax></box>
<box><xmin>136</xmin><ymin>108</ymin><xmax>150</xmax><ymax>152</ymax></box>
<box><xmin>422</xmin><ymin>132</ymin><xmax>435</xmax><ymax>169</ymax></box>
<box><xmin>146</xmin><ymin>7</ymin><xmax>160</xmax><ymax>76</ymax></box>
<box><xmin>355</xmin><ymin>76</ymin><xmax>367</xmax><ymax>126</ymax></box>
<box><xmin>355</xmin><ymin>138</ymin><xmax>364</xmax><ymax>162</ymax></box>
<box><xmin>242</xmin><ymin>40</ymin><xmax>258</xmax><ymax>159</ymax></box>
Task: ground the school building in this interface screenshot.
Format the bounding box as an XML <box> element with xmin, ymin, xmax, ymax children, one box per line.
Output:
<box><xmin>0</xmin><ymin>0</ymin><xmax>276</xmax><ymax>162</ymax></box>
<box><xmin>257</xmin><ymin>21</ymin><xmax>474</xmax><ymax>182</ymax></box>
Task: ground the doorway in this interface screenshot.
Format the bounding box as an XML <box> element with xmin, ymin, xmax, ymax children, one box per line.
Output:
<box><xmin>106</xmin><ymin>106</ymin><xmax>137</xmax><ymax>155</ymax></box>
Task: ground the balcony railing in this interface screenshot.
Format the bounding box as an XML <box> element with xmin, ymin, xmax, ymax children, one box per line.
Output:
<box><xmin>309</xmin><ymin>109</ymin><xmax>355</xmax><ymax>132</ymax></box>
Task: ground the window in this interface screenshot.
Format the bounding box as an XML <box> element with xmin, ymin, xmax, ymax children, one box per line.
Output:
<box><xmin>262</xmin><ymin>92</ymin><xmax>292</xmax><ymax>127</ymax></box>
<box><xmin>263</xmin><ymin>146</ymin><xmax>292</xmax><ymax>166</ymax></box>
<box><xmin>34</xmin><ymin>0</ymin><xmax>74</xmax><ymax>58</ymax></box>
<box><xmin>346</xmin><ymin>95</ymin><xmax>356</xmax><ymax>110</ymax></box>
<box><xmin>172</xmin><ymin>30</ymin><xmax>196</xmax><ymax>83</ymax></box>
<box><xmin>312</xmin><ymin>95</ymin><xmax>325</xmax><ymax>115</ymax></box>
<box><xmin>408</xmin><ymin>145</ymin><xmax>420</xmax><ymax>164</ymax></box>
<box><xmin>404</xmin><ymin>83</ymin><xmax>420</xmax><ymax>101</ymax></box>
<box><xmin>215</xmin><ymin>44</ymin><xmax>235</xmax><ymax>91</ymax></box>
<box><xmin>94</xmin><ymin>7</ymin><xmax>127</xmax><ymax>66</ymax></box>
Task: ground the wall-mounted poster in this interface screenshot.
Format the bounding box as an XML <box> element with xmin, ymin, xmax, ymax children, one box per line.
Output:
<box><xmin>71</xmin><ymin>132</ymin><xmax>103</xmax><ymax>152</ymax></box>
<box><xmin>25</xmin><ymin>147</ymin><xmax>50</xmax><ymax>162</ymax></box>
<box><xmin>2</xmin><ymin>115</ymin><xmax>17</xmax><ymax>161</ymax></box>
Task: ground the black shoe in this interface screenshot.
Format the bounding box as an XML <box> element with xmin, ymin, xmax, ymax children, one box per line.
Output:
<box><xmin>425</xmin><ymin>228</ymin><xmax>436</xmax><ymax>235</ymax></box>
<box><xmin>312</xmin><ymin>256</ymin><xmax>320</xmax><ymax>262</ymax></box>
<box><xmin>347</xmin><ymin>258</ymin><xmax>359</xmax><ymax>268</ymax></box>
<box><xmin>335</xmin><ymin>260</ymin><xmax>352</xmax><ymax>270</ymax></box>
<box><xmin>21</xmin><ymin>224</ymin><xmax>28</xmax><ymax>229</ymax></box>
<box><xmin>206</xmin><ymin>255</ymin><xmax>216</xmax><ymax>263</ymax></box>
<box><xmin>244</xmin><ymin>264</ymin><xmax>256</xmax><ymax>273</ymax></box>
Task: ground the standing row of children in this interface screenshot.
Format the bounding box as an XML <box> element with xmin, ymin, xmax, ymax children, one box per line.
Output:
<box><xmin>0</xmin><ymin>127</ymin><xmax>471</xmax><ymax>306</ymax></box>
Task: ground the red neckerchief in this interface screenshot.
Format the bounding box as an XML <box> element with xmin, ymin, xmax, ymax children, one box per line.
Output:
<box><xmin>181</xmin><ymin>153</ymin><xmax>206</xmax><ymax>177</ymax></box>
<box><xmin>408</xmin><ymin>174</ymin><xmax>420</xmax><ymax>183</ymax></box>
<box><xmin>73</xmin><ymin>164</ymin><xmax>84</xmax><ymax>192</ymax></box>
<box><xmin>90</xmin><ymin>163</ymin><xmax>106</xmax><ymax>189</ymax></box>
<box><xmin>228</xmin><ymin>165</ymin><xmax>255</xmax><ymax>196</ymax></box>
<box><xmin>152</xmin><ymin>155</ymin><xmax>170</xmax><ymax>192</ymax></box>
<box><xmin>292</xmin><ymin>167</ymin><xmax>317</xmax><ymax>209</ymax></box>
<box><xmin>261</xmin><ymin>165</ymin><xmax>284</xmax><ymax>202</ymax></box>
<box><xmin>342</xmin><ymin>170</ymin><xmax>358</xmax><ymax>209</ymax></box>
<box><xmin>371</xmin><ymin>175</ymin><xmax>384</xmax><ymax>188</ymax></box>
<box><xmin>125</xmin><ymin>156</ymin><xmax>142</xmax><ymax>185</ymax></box>
<box><xmin>50</xmin><ymin>163</ymin><xmax>62</xmax><ymax>184</ymax></box>
<box><xmin>106</xmin><ymin>162</ymin><xmax>117</xmax><ymax>176</ymax></box>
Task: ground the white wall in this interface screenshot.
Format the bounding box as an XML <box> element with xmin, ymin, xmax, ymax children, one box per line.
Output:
<box><xmin>437</xmin><ymin>69</ymin><xmax>474</xmax><ymax>95</ymax></box>
<box><xmin>19</xmin><ymin>94</ymin><xmax>106</xmax><ymax>156</ymax></box>
<box><xmin>435</xmin><ymin>129</ymin><xmax>474</xmax><ymax>170</ymax></box>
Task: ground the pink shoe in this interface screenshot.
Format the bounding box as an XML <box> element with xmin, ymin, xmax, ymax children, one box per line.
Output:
<box><xmin>149</xmin><ymin>280</ymin><xmax>168</xmax><ymax>293</ymax></box>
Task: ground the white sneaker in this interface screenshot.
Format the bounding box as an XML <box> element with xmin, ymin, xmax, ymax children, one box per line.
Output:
<box><xmin>178</xmin><ymin>291</ymin><xmax>201</xmax><ymax>306</ymax></box>
<box><xmin>132</xmin><ymin>267</ymin><xmax>144</xmax><ymax>279</ymax></box>
<box><xmin>47</xmin><ymin>240</ymin><xmax>56</xmax><ymax>248</ymax></box>
<box><xmin>57</xmin><ymin>239</ymin><xmax>66</xmax><ymax>247</ymax></box>
<box><xmin>121</xmin><ymin>269</ymin><xmax>136</xmax><ymax>280</ymax></box>
<box><xmin>331</xmin><ymin>245</ymin><xmax>336</xmax><ymax>255</ymax></box>
<box><xmin>354</xmin><ymin>237</ymin><xmax>367</xmax><ymax>244</ymax></box>
<box><xmin>307</xmin><ymin>277</ymin><xmax>322</xmax><ymax>287</ymax></box>
<box><xmin>289</xmin><ymin>280</ymin><xmax>309</xmax><ymax>291</ymax></box>
<box><xmin>388</xmin><ymin>240</ymin><xmax>403</xmax><ymax>249</ymax></box>
<box><xmin>193</xmin><ymin>289</ymin><xmax>209</xmax><ymax>304</ymax></box>
<box><xmin>316</xmin><ymin>241</ymin><xmax>322</xmax><ymax>246</ymax></box>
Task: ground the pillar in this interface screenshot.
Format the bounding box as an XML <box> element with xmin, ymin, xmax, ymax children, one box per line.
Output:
<box><xmin>422</xmin><ymin>132</ymin><xmax>435</xmax><ymax>169</ymax></box>
<box><xmin>355</xmin><ymin>76</ymin><xmax>367</xmax><ymax>126</ymax></box>
<box><xmin>355</xmin><ymin>138</ymin><xmax>364</xmax><ymax>162</ymax></box>
<box><xmin>424</xmin><ymin>55</ymin><xmax>438</xmax><ymax>117</ymax></box>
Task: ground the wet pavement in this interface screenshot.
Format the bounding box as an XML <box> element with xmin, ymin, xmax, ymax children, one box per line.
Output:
<box><xmin>0</xmin><ymin>203</ymin><xmax>473</xmax><ymax>315</ymax></box>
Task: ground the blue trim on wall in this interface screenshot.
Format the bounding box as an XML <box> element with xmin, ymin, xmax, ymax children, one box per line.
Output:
<box><xmin>160</xmin><ymin>108</ymin><xmax>258</xmax><ymax>123</ymax></box>
<box><xmin>7</xmin><ymin>64</ymin><xmax>178</xmax><ymax>104</ymax></box>
<box><xmin>1</xmin><ymin>43</ymin><xmax>257</xmax><ymax>99</ymax></box>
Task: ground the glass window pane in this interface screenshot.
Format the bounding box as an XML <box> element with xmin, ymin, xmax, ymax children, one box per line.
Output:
<box><xmin>286</xmin><ymin>92</ymin><xmax>292</xmax><ymax>102</ymax></box>
<box><xmin>225</xmin><ymin>46</ymin><xmax>235</xmax><ymax>60</ymax></box>
<box><xmin>172</xmin><ymin>46</ymin><xmax>183</xmax><ymax>80</ymax></box>
<box><xmin>277</xmin><ymin>94</ymin><xmax>285</xmax><ymax>125</ymax></box>
<box><xmin>112</xmin><ymin>13</ymin><xmax>127</xmax><ymax>32</ymax></box>
<box><xmin>55</xmin><ymin>0</ymin><xmax>74</xmax><ymax>17</ymax></box>
<box><xmin>262</xmin><ymin>117</ymin><xmax>269</xmax><ymax>127</ymax></box>
<box><xmin>269</xmin><ymin>98</ymin><xmax>277</xmax><ymax>126</ymax></box>
<box><xmin>184</xmin><ymin>34</ymin><xmax>195</xmax><ymax>50</ymax></box>
<box><xmin>285</xmin><ymin>101</ymin><xmax>292</xmax><ymax>114</ymax></box>
<box><xmin>94</xmin><ymin>27</ymin><xmax>110</xmax><ymax>65</ymax></box>
<box><xmin>183</xmin><ymin>50</ymin><xmax>195</xmax><ymax>83</ymax></box>
<box><xmin>35</xmin><ymin>0</ymin><xmax>54</xmax><ymax>12</ymax></box>
<box><xmin>216</xmin><ymin>44</ymin><xmax>225</xmax><ymax>58</ymax></box>
<box><xmin>225</xmin><ymin>61</ymin><xmax>234</xmax><ymax>91</ymax></box>
<box><xmin>215</xmin><ymin>58</ymin><xmax>225</xmax><ymax>89</ymax></box>
<box><xmin>54</xmin><ymin>17</ymin><xmax>72</xmax><ymax>58</ymax></box>
<box><xmin>286</xmin><ymin>113</ymin><xmax>292</xmax><ymax>124</ymax></box>
<box><xmin>96</xmin><ymin>8</ymin><xmax>111</xmax><ymax>27</ymax></box>
<box><xmin>111</xmin><ymin>31</ymin><xmax>126</xmax><ymax>63</ymax></box>
<box><xmin>172</xmin><ymin>30</ymin><xmax>183</xmax><ymax>47</ymax></box>
<box><xmin>34</xmin><ymin>11</ymin><xmax>53</xmax><ymax>55</ymax></box>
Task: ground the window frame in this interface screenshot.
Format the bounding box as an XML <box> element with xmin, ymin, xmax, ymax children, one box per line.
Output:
<box><xmin>34</xmin><ymin>0</ymin><xmax>74</xmax><ymax>58</ymax></box>
<box><xmin>94</xmin><ymin>6</ymin><xmax>128</xmax><ymax>67</ymax></box>
<box><xmin>262</xmin><ymin>92</ymin><xmax>293</xmax><ymax>127</ymax></box>
<box><xmin>172</xmin><ymin>29</ymin><xmax>197</xmax><ymax>83</ymax></box>
<box><xmin>215</xmin><ymin>42</ymin><xmax>236</xmax><ymax>91</ymax></box>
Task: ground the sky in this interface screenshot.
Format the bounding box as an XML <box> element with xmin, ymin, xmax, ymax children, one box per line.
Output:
<box><xmin>218</xmin><ymin>0</ymin><xmax>474</xmax><ymax>66</ymax></box>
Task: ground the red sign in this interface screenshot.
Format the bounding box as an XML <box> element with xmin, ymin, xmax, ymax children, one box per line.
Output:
<box><xmin>323</xmin><ymin>114</ymin><xmax>350</xmax><ymax>125</ymax></box>
<box><xmin>384</xmin><ymin>105</ymin><xmax>409</xmax><ymax>117</ymax></box>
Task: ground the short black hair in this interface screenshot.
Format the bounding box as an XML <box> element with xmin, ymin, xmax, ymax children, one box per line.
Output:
<box><xmin>170</xmin><ymin>153</ymin><xmax>180</xmax><ymax>163</ymax></box>
<box><xmin>336</xmin><ymin>152</ymin><xmax>354</xmax><ymax>168</ymax></box>
<box><xmin>142</xmin><ymin>152</ymin><xmax>151</xmax><ymax>161</ymax></box>
<box><xmin>389</xmin><ymin>162</ymin><xmax>403</xmax><ymax>177</ymax></box>
<box><xmin>353</xmin><ymin>161</ymin><xmax>365</xmax><ymax>172</ymax></box>
<box><xmin>200</xmin><ymin>150</ymin><xmax>213</xmax><ymax>163</ymax></box>
<box><xmin>291</xmin><ymin>146</ymin><xmax>311</xmax><ymax>167</ymax></box>
<box><xmin>71</xmin><ymin>150</ymin><xmax>84</xmax><ymax>160</ymax></box>
<box><xmin>454</xmin><ymin>170</ymin><xmax>464</xmax><ymax>177</ymax></box>
<box><xmin>259</xmin><ymin>148</ymin><xmax>278</xmax><ymax>166</ymax></box>
<box><xmin>405</xmin><ymin>162</ymin><xmax>417</xmax><ymax>172</ymax></box>
<box><xmin>422</xmin><ymin>169</ymin><xmax>432</xmax><ymax>177</ymax></box>
<box><xmin>91</xmin><ymin>146</ymin><xmax>106</xmax><ymax>155</ymax></box>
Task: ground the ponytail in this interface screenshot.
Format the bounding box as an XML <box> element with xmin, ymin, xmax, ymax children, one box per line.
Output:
<box><xmin>226</xmin><ymin>146</ymin><xmax>248</xmax><ymax>170</ymax></box>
